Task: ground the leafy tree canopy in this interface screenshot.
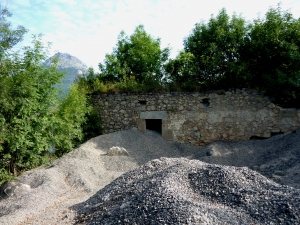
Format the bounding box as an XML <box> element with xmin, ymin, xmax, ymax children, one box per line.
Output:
<box><xmin>164</xmin><ymin>50</ymin><xmax>198</xmax><ymax>91</ymax></box>
<box><xmin>241</xmin><ymin>4</ymin><xmax>300</xmax><ymax>106</ymax></box>
<box><xmin>183</xmin><ymin>8</ymin><xmax>248</xmax><ymax>90</ymax></box>
<box><xmin>99</xmin><ymin>25</ymin><xmax>170</xmax><ymax>86</ymax></box>
<box><xmin>0</xmin><ymin>5</ymin><xmax>27</xmax><ymax>56</ymax></box>
<box><xmin>166</xmin><ymin>5</ymin><xmax>300</xmax><ymax>106</ymax></box>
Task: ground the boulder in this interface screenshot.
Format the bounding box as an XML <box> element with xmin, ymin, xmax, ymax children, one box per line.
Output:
<box><xmin>0</xmin><ymin>180</ymin><xmax>31</xmax><ymax>200</ymax></box>
<box><xmin>107</xmin><ymin>146</ymin><xmax>129</xmax><ymax>156</ymax></box>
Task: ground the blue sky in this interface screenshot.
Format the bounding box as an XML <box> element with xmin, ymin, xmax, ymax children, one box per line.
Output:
<box><xmin>7</xmin><ymin>0</ymin><xmax>300</xmax><ymax>71</ymax></box>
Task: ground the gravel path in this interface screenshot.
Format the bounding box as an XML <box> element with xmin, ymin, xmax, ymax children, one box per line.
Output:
<box><xmin>0</xmin><ymin>128</ymin><xmax>299</xmax><ymax>224</ymax></box>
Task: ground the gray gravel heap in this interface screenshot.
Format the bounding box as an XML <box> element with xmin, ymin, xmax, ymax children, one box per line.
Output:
<box><xmin>74</xmin><ymin>157</ymin><xmax>300</xmax><ymax>225</ymax></box>
<box><xmin>0</xmin><ymin>129</ymin><xmax>300</xmax><ymax>224</ymax></box>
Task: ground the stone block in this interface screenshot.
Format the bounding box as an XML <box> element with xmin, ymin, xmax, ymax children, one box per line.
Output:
<box><xmin>162</xmin><ymin>119</ymin><xmax>170</xmax><ymax>124</ymax></box>
<box><xmin>162</xmin><ymin>128</ymin><xmax>174</xmax><ymax>141</ymax></box>
<box><xmin>261</xmin><ymin>131</ymin><xmax>271</xmax><ymax>138</ymax></box>
<box><xmin>107</xmin><ymin>146</ymin><xmax>129</xmax><ymax>156</ymax></box>
<box><xmin>137</xmin><ymin>119</ymin><xmax>146</xmax><ymax>132</ymax></box>
<box><xmin>280</xmin><ymin>108</ymin><xmax>297</xmax><ymax>117</ymax></box>
<box><xmin>281</xmin><ymin>117</ymin><xmax>295</xmax><ymax>127</ymax></box>
<box><xmin>140</xmin><ymin>111</ymin><xmax>168</xmax><ymax>119</ymax></box>
<box><xmin>0</xmin><ymin>180</ymin><xmax>31</xmax><ymax>200</ymax></box>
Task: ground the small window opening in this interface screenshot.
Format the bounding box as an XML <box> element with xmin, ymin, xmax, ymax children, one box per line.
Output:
<box><xmin>146</xmin><ymin>119</ymin><xmax>162</xmax><ymax>133</ymax></box>
<box><xmin>271</xmin><ymin>131</ymin><xmax>284</xmax><ymax>137</ymax></box>
<box><xmin>201</xmin><ymin>98</ymin><xmax>210</xmax><ymax>107</ymax></box>
<box><xmin>139</xmin><ymin>100</ymin><xmax>147</xmax><ymax>105</ymax></box>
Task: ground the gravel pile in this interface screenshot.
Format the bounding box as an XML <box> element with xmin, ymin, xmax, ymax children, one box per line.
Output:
<box><xmin>199</xmin><ymin>131</ymin><xmax>300</xmax><ymax>189</ymax></box>
<box><xmin>0</xmin><ymin>128</ymin><xmax>299</xmax><ymax>224</ymax></box>
<box><xmin>74</xmin><ymin>157</ymin><xmax>300</xmax><ymax>225</ymax></box>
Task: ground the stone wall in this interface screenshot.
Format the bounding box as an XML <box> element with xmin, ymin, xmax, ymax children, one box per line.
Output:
<box><xmin>94</xmin><ymin>89</ymin><xmax>300</xmax><ymax>146</ymax></box>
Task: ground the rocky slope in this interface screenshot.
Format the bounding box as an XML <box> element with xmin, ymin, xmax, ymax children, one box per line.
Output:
<box><xmin>44</xmin><ymin>52</ymin><xmax>87</xmax><ymax>93</ymax></box>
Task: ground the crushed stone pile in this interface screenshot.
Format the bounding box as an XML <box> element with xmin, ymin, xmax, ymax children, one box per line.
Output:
<box><xmin>0</xmin><ymin>129</ymin><xmax>300</xmax><ymax>224</ymax></box>
<box><xmin>74</xmin><ymin>157</ymin><xmax>300</xmax><ymax>225</ymax></box>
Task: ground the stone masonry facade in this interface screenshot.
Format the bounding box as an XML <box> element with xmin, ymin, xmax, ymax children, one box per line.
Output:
<box><xmin>94</xmin><ymin>89</ymin><xmax>300</xmax><ymax>146</ymax></box>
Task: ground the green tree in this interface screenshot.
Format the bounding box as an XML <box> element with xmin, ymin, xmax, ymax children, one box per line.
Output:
<box><xmin>0</xmin><ymin>5</ymin><xmax>27</xmax><ymax>56</ymax></box>
<box><xmin>0</xmin><ymin>6</ymin><xmax>90</xmax><ymax>183</ymax></box>
<box><xmin>184</xmin><ymin>8</ymin><xmax>248</xmax><ymax>89</ymax></box>
<box><xmin>53</xmin><ymin>84</ymin><xmax>91</xmax><ymax>156</ymax></box>
<box><xmin>164</xmin><ymin>51</ymin><xmax>198</xmax><ymax>90</ymax></box>
<box><xmin>0</xmin><ymin>36</ymin><xmax>64</xmax><ymax>178</ymax></box>
<box><xmin>241</xmin><ymin>4</ymin><xmax>300</xmax><ymax>107</ymax></box>
<box><xmin>99</xmin><ymin>25</ymin><xmax>170</xmax><ymax>86</ymax></box>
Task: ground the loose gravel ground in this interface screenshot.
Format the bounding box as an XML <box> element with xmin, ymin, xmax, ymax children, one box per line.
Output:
<box><xmin>74</xmin><ymin>158</ymin><xmax>300</xmax><ymax>224</ymax></box>
<box><xmin>0</xmin><ymin>128</ymin><xmax>300</xmax><ymax>224</ymax></box>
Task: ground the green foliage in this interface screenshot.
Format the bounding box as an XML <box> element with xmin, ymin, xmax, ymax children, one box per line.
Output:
<box><xmin>52</xmin><ymin>84</ymin><xmax>91</xmax><ymax>156</ymax></box>
<box><xmin>0</xmin><ymin>6</ymin><xmax>90</xmax><ymax>183</ymax></box>
<box><xmin>0</xmin><ymin>5</ymin><xmax>27</xmax><ymax>55</ymax></box>
<box><xmin>99</xmin><ymin>25</ymin><xmax>170</xmax><ymax>86</ymax></box>
<box><xmin>241</xmin><ymin>4</ymin><xmax>300</xmax><ymax>107</ymax></box>
<box><xmin>168</xmin><ymin>5</ymin><xmax>300</xmax><ymax>106</ymax></box>
<box><xmin>77</xmin><ymin>68</ymin><xmax>164</xmax><ymax>94</ymax></box>
<box><xmin>81</xmin><ymin>99</ymin><xmax>102</xmax><ymax>142</ymax></box>
<box><xmin>164</xmin><ymin>51</ymin><xmax>199</xmax><ymax>91</ymax></box>
<box><xmin>74</xmin><ymin>68</ymin><xmax>103</xmax><ymax>141</ymax></box>
<box><xmin>0</xmin><ymin>35</ymin><xmax>64</xmax><ymax>176</ymax></box>
<box><xmin>78</xmin><ymin>25</ymin><xmax>169</xmax><ymax>94</ymax></box>
<box><xmin>76</xmin><ymin>68</ymin><xmax>110</xmax><ymax>93</ymax></box>
<box><xmin>183</xmin><ymin>8</ymin><xmax>248</xmax><ymax>90</ymax></box>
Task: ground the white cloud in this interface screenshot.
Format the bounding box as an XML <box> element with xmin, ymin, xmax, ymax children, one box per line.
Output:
<box><xmin>7</xmin><ymin>0</ymin><xmax>300</xmax><ymax>71</ymax></box>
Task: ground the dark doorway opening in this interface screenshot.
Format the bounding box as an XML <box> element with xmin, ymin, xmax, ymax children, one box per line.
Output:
<box><xmin>146</xmin><ymin>119</ymin><xmax>162</xmax><ymax>133</ymax></box>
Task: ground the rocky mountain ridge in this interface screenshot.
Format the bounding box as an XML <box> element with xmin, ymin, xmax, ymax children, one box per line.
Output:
<box><xmin>44</xmin><ymin>52</ymin><xmax>88</xmax><ymax>93</ymax></box>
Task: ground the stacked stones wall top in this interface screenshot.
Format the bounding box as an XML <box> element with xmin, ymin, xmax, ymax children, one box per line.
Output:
<box><xmin>95</xmin><ymin>89</ymin><xmax>300</xmax><ymax>146</ymax></box>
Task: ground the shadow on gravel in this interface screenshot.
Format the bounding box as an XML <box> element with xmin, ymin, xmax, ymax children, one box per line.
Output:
<box><xmin>198</xmin><ymin>132</ymin><xmax>300</xmax><ymax>189</ymax></box>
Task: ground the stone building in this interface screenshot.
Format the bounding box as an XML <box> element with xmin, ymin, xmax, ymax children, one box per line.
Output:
<box><xmin>94</xmin><ymin>89</ymin><xmax>300</xmax><ymax>146</ymax></box>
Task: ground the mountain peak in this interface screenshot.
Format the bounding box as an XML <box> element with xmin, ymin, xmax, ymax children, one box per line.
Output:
<box><xmin>44</xmin><ymin>52</ymin><xmax>88</xmax><ymax>71</ymax></box>
<box><xmin>56</xmin><ymin>52</ymin><xmax>72</xmax><ymax>59</ymax></box>
<box><xmin>44</xmin><ymin>52</ymin><xmax>88</xmax><ymax>93</ymax></box>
